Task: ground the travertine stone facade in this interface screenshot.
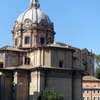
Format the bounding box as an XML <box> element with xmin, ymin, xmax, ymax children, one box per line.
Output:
<box><xmin>29</xmin><ymin>71</ymin><xmax>41</xmax><ymax>100</ymax></box>
<box><xmin>0</xmin><ymin>67</ymin><xmax>83</xmax><ymax>100</ymax></box>
<box><xmin>0</xmin><ymin>71</ymin><xmax>13</xmax><ymax>100</ymax></box>
<box><xmin>27</xmin><ymin>46</ymin><xmax>74</xmax><ymax>68</ymax></box>
<box><xmin>0</xmin><ymin>46</ymin><xmax>26</xmax><ymax>68</ymax></box>
<box><xmin>44</xmin><ymin>70</ymin><xmax>73</xmax><ymax>100</ymax></box>
<box><xmin>72</xmin><ymin>72</ymin><xmax>82</xmax><ymax>100</ymax></box>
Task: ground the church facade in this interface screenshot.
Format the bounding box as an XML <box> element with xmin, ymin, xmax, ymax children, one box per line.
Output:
<box><xmin>0</xmin><ymin>0</ymin><xmax>94</xmax><ymax>100</ymax></box>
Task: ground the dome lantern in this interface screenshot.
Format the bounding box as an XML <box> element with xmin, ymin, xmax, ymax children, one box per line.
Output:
<box><xmin>29</xmin><ymin>0</ymin><xmax>40</xmax><ymax>9</ymax></box>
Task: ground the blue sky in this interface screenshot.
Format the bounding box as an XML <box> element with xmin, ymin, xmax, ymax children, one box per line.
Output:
<box><xmin>0</xmin><ymin>0</ymin><xmax>100</xmax><ymax>54</ymax></box>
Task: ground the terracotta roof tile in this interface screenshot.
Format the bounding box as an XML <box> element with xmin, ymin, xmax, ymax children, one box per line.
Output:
<box><xmin>83</xmin><ymin>76</ymin><xmax>100</xmax><ymax>81</ymax></box>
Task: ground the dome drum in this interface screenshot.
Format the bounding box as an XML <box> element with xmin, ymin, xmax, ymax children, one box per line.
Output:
<box><xmin>13</xmin><ymin>20</ymin><xmax>54</xmax><ymax>33</ymax></box>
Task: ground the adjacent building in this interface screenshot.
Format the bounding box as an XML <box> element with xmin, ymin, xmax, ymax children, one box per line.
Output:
<box><xmin>83</xmin><ymin>76</ymin><xmax>100</xmax><ymax>100</ymax></box>
<box><xmin>0</xmin><ymin>0</ymin><xmax>94</xmax><ymax>100</ymax></box>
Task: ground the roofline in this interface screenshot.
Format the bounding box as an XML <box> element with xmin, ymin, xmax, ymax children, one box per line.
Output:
<box><xmin>0</xmin><ymin>49</ymin><xmax>26</xmax><ymax>53</ymax></box>
<box><xmin>28</xmin><ymin>46</ymin><xmax>75</xmax><ymax>52</ymax></box>
<box><xmin>83</xmin><ymin>80</ymin><xmax>100</xmax><ymax>82</ymax></box>
<box><xmin>0</xmin><ymin>66</ymin><xmax>84</xmax><ymax>73</ymax></box>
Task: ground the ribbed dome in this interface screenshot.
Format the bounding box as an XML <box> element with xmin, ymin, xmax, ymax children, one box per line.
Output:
<box><xmin>16</xmin><ymin>0</ymin><xmax>52</xmax><ymax>25</ymax></box>
<box><xmin>17</xmin><ymin>8</ymin><xmax>51</xmax><ymax>24</ymax></box>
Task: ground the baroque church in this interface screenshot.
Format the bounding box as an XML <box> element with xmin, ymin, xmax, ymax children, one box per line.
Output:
<box><xmin>0</xmin><ymin>0</ymin><xmax>94</xmax><ymax>100</ymax></box>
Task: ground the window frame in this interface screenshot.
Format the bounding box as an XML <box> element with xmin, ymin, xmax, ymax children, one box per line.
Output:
<box><xmin>25</xmin><ymin>57</ymin><xmax>30</xmax><ymax>65</ymax></box>
<box><xmin>24</xmin><ymin>36</ymin><xmax>30</xmax><ymax>45</ymax></box>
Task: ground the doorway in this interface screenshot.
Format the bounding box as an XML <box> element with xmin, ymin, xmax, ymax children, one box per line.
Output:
<box><xmin>0</xmin><ymin>62</ymin><xmax>3</xmax><ymax>68</ymax></box>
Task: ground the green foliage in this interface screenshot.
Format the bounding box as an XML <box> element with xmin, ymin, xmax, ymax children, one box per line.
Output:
<box><xmin>95</xmin><ymin>67</ymin><xmax>100</xmax><ymax>79</ymax></box>
<box><xmin>38</xmin><ymin>89</ymin><xmax>64</xmax><ymax>100</ymax></box>
<box><xmin>95</xmin><ymin>54</ymin><xmax>100</xmax><ymax>68</ymax></box>
<box><xmin>95</xmin><ymin>54</ymin><xmax>100</xmax><ymax>79</ymax></box>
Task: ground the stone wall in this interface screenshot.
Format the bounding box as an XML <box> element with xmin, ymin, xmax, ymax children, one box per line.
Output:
<box><xmin>15</xmin><ymin>71</ymin><xmax>29</xmax><ymax>100</ymax></box>
<box><xmin>29</xmin><ymin>71</ymin><xmax>40</xmax><ymax>100</ymax></box>
<box><xmin>29</xmin><ymin>47</ymin><xmax>73</xmax><ymax>69</ymax></box>
<box><xmin>51</xmin><ymin>48</ymin><xmax>73</xmax><ymax>68</ymax></box>
<box><xmin>0</xmin><ymin>72</ymin><xmax>13</xmax><ymax>100</ymax></box>
<box><xmin>39</xmin><ymin>69</ymin><xmax>82</xmax><ymax>100</ymax></box>
<box><xmin>4</xmin><ymin>51</ymin><xmax>24</xmax><ymax>67</ymax></box>
<box><xmin>72</xmin><ymin>72</ymin><xmax>82</xmax><ymax>100</ymax></box>
<box><xmin>45</xmin><ymin>71</ymin><xmax>72</xmax><ymax>100</ymax></box>
<box><xmin>72</xmin><ymin>48</ymin><xmax>94</xmax><ymax>76</ymax></box>
<box><xmin>0</xmin><ymin>67</ymin><xmax>83</xmax><ymax>100</ymax></box>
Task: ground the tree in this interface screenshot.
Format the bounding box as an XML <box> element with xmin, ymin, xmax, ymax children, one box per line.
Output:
<box><xmin>38</xmin><ymin>89</ymin><xmax>63</xmax><ymax>100</ymax></box>
<box><xmin>95</xmin><ymin>54</ymin><xmax>100</xmax><ymax>79</ymax></box>
<box><xmin>95</xmin><ymin>67</ymin><xmax>100</xmax><ymax>79</ymax></box>
<box><xmin>95</xmin><ymin>55</ymin><xmax>100</xmax><ymax>68</ymax></box>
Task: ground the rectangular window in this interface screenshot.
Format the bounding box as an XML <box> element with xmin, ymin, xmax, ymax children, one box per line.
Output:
<box><xmin>40</xmin><ymin>37</ymin><xmax>45</xmax><ymax>45</ymax></box>
<box><xmin>25</xmin><ymin>36</ymin><xmax>30</xmax><ymax>44</ymax></box>
<box><xmin>25</xmin><ymin>57</ymin><xmax>30</xmax><ymax>65</ymax></box>
<box><xmin>93</xmin><ymin>90</ymin><xmax>95</xmax><ymax>93</ymax></box>
<box><xmin>87</xmin><ymin>97</ymin><xmax>89</xmax><ymax>100</ymax></box>
<box><xmin>83</xmin><ymin>97</ymin><xmax>85</xmax><ymax>100</ymax></box>
<box><xmin>59</xmin><ymin>60</ymin><xmax>63</xmax><ymax>68</ymax></box>
<box><xmin>87</xmin><ymin>90</ymin><xmax>89</xmax><ymax>93</ymax></box>
<box><xmin>98</xmin><ymin>97</ymin><xmax>100</xmax><ymax>100</ymax></box>
<box><xmin>0</xmin><ymin>62</ymin><xmax>3</xmax><ymax>68</ymax></box>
